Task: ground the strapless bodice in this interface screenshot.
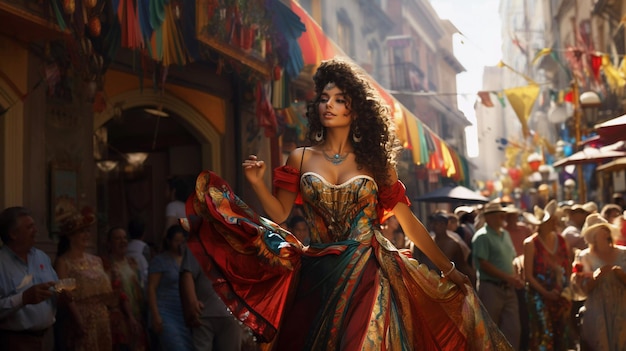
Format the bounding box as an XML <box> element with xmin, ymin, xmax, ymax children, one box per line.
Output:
<box><xmin>300</xmin><ymin>172</ymin><xmax>379</xmax><ymax>243</ymax></box>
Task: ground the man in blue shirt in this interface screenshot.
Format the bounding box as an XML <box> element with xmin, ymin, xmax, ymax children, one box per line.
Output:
<box><xmin>472</xmin><ymin>202</ymin><xmax>524</xmax><ymax>350</ymax></box>
<box><xmin>0</xmin><ymin>207</ymin><xmax>58</xmax><ymax>351</ymax></box>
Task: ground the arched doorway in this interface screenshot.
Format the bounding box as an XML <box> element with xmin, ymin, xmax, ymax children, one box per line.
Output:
<box><xmin>94</xmin><ymin>90</ymin><xmax>223</xmax><ymax>250</ymax></box>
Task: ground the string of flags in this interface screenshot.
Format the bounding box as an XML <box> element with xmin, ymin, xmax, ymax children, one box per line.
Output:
<box><xmin>477</xmin><ymin>43</ymin><xmax>626</xmax><ymax>139</ymax></box>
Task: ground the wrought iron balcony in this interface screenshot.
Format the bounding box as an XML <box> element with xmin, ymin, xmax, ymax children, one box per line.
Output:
<box><xmin>389</xmin><ymin>62</ymin><xmax>424</xmax><ymax>91</ymax></box>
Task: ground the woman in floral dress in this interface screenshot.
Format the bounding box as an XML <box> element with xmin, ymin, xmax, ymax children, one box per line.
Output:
<box><xmin>54</xmin><ymin>208</ymin><xmax>113</xmax><ymax>351</ymax></box>
<box><xmin>523</xmin><ymin>200</ymin><xmax>572</xmax><ymax>350</ymax></box>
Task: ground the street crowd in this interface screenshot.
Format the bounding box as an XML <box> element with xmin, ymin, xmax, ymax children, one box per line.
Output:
<box><xmin>383</xmin><ymin>193</ymin><xmax>626</xmax><ymax>351</ymax></box>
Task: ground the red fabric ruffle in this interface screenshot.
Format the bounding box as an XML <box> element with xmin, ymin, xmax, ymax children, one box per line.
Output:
<box><xmin>273</xmin><ymin>165</ymin><xmax>303</xmax><ymax>204</ymax></box>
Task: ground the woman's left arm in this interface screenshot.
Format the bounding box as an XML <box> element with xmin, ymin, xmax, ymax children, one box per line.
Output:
<box><xmin>393</xmin><ymin>202</ymin><xmax>471</xmax><ymax>294</ymax></box>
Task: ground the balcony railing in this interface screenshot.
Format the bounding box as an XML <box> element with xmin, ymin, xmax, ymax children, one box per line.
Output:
<box><xmin>389</xmin><ymin>62</ymin><xmax>424</xmax><ymax>91</ymax></box>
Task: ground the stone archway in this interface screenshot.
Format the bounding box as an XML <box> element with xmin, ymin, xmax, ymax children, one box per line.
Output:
<box><xmin>94</xmin><ymin>89</ymin><xmax>222</xmax><ymax>175</ymax></box>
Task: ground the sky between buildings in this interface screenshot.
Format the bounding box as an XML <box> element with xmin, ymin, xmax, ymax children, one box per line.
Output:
<box><xmin>430</xmin><ymin>0</ymin><xmax>503</xmax><ymax>157</ymax></box>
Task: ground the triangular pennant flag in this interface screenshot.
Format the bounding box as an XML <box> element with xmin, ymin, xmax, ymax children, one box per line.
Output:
<box><xmin>504</xmin><ymin>85</ymin><xmax>541</xmax><ymax>138</ymax></box>
<box><xmin>590</xmin><ymin>52</ymin><xmax>603</xmax><ymax>82</ymax></box>
<box><xmin>477</xmin><ymin>91</ymin><xmax>494</xmax><ymax>107</ymax></box>
<box><xmin>532</xmin><ymin>48</ymin><xmax>552</xmax><ymax>65</ymax></box>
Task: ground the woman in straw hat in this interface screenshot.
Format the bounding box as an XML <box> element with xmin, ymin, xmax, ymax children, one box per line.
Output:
<box><xmin>571</xmin><ymin>213</ymin><xmax>626</xmax><ymax>351</ymax></box>
<box><xmin>522</xmin><ymin>200</ymin><xmax>572</xmax><ymax>350</ymax></box>
<box><xmin>54</xmin><ymin>207</ymin><xmax>113</xmax><ymax>351</ymax></box>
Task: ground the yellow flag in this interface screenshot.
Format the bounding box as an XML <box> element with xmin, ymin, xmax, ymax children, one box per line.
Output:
<box><xmin>504</xmin><ymin>85</ymin><xmax>541</xmax><ymax>138</ymax></box>
<box><xmin>602</xmin><ymin>54</ymin><xmax>626</xmax><ymax>91</ymax></box>
<box><xmin>532</xmin><ymin>48</ymin><xmax>553</xmax><ymax>65</ymax></box>
<box><xmin>440</xmin><ymin>141</ymin><xmax>457</xmax><ymax>178</ymax></box>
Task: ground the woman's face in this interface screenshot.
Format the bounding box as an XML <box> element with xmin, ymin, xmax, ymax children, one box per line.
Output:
<box><xmin>169</xmin><ymin>232</ymin><xmax>185</xmax><ymax>252</ymax></box>
<box><xmin>70</xmin><ymin>229</ymin><xmax>90</xmax><ymax>250</ymax></box>
<box><xmin>318</xmin><ymin>84</ymin><xmax>352</xmax><ymax>129</ymax></box>
<box><xmin>109</xmin><ymin>229</ymin><xmax>128</xmax><ymax>255</ymax></box>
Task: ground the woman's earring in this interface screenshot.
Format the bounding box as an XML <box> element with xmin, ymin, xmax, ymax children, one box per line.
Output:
<box><xmin>315</xmin><ymin>128</ymin><xmax>324</xmax><ymax>142</ymax></box>
<box><xmin>352</xmin><ymin>125</ymin><xmax>362</xmax><ymax>143</ymax></box>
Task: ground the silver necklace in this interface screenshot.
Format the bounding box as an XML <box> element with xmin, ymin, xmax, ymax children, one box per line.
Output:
<box><xmin>322</xmin><ymin>150</ymin><xmax>349</xmax><ymax>165</ymax></box>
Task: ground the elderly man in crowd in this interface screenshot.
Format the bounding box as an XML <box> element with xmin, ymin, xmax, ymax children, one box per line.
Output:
<box><xmin>472</xmin><ymin>202</ymin><xmax>524</xmax><ymax>350</ymax></box>
<box><xmin>0</xmin><ymin>207</ymin><xmax>58</xmax><ymax>351</ymax></box>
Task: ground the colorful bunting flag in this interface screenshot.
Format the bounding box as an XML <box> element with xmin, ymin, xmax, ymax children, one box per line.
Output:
<box><xmin>477</xmin><ymin>91</ymin><xmax>494</xmax><ymax>107</ymax></box>
<box><xmin>602</xmin><ymin>54</ymin><xmax>626</xmax><ymax>91</ymax></box>
<box><xmin>504</xmin><ymin>84</ymin><xmax>541</xmax><ymax>138</ymax></box>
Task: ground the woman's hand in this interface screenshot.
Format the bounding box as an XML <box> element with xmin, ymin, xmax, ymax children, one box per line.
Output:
<box><xmin>542</xmin><ymin>288</ymin><xmax>561</xmax><ymax>301</ymax></box>
<box><xmin>242</xmin><ymin>155</ymin><xmax>266</xmax><ymax>186</ymax></box>
<box><xmin>446</xmin><ymin>268</ymin><xmax>472</xmax><ymax>295</ymax></box>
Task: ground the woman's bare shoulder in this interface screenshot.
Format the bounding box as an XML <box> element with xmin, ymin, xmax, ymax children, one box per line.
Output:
<box><xmin>286</xmin><ymin>146</ymin><xmax>314</xmax><ymax>169</ymax></box>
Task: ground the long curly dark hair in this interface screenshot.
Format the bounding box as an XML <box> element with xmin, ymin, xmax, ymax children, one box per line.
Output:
<box><xmin>306</xmin><ymin>58</ymin><xmax>401</xmax><ymax>186</ymax></box>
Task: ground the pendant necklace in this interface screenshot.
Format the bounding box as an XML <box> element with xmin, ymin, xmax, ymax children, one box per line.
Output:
<box><xmin>322</xmin><ymin>150</ymin><xmax>349</xmax><ymax>165</ymax></box>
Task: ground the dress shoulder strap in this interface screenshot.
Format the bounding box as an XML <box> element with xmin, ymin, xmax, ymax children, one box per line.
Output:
<box><xmin>300</xmin><ymin>147</ymin><xmax>306</xmax><ymax>173</ymax></box>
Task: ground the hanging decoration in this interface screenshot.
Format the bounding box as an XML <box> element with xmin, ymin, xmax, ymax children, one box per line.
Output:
<box><xmin>497</xmin><ymin>60</ymin><xmax>538</xmax><ymax>85</ymax></box>
<box><xmin>503</xmin><ymin>84</ymin><xmax>541</xmax><ymax>138</ymax></box>
<box><xmin>590</xmin><ymin>52</ymin><xmax>603</xmax><ymax>82</ymax></box>
<box><xmin>256</xmin><ymin>81</ymin><xmax>278</xmax><ymax>137</ymax></box>
<box><xmin>116</xmin><ymin>0</ymin><xmax>144</xmax><ymax>49</ymax></box>
<box><xmin>601</xmin><ymin>54</ymin><xmax>626</xmax><ymax>91</ymax></box>
<box><xmin>477</xmin><ymin>91</ymin><xmax>494</xmax><ymax>107</ymax></box>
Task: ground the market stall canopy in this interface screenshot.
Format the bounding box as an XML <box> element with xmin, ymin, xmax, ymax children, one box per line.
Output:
<box><xmin>553</xmin><ymin>141</ymin><xmax>626</xmax><ymax>167</ymax></box>
<box><xmin>594</xmin><ymin>114</ymin><xmax>626</xmax><ymax>144</ymax></box>
<box><xmin>596</xmin><ymin>156</ymin><xmax>626</xmax><ymax>172</ymax></box>
<box><xmin>415</xmin><ymin>185</ymin><xmax>488</xmax><ymax>204</ymax></box>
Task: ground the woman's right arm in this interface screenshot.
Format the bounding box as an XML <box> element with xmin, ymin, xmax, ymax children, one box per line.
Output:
<box><xmin>147</xmin><ymin>272</ymin><xmax>163</xmax><ymax>333</ymax></box>
<box><xmin>242</xmin><ymin>150</ymin><xmax>301</xmax><ymax>223</ymax></box>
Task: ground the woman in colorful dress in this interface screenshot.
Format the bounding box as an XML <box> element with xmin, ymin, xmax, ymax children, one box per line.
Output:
<box><xmin>184</xmin><ymin>58</ymin><xmax>511</xmax><ymax>350</ymax></box>
<box><xmin>104</xmin><ymin>227</ymin><xmax>147</xmax><ymax>351</ymax></box>
<box><xmin>571</xmin><ymin>214</ymin><xmax>626</xmax><ymax>351</ymax></box>
<box><xmin>147</xmin><ymin>225</ymin><xmax>193</xmax><ymax>351</ymax></box>
<box><xmin>522</xmin><ymin>200</ymin><xmax>572</xmax><ymax>350</ymax></box>
<box><xmin>54</xmin><ymin>208</ymin><xmax>113</xmax><ymax>351</ymax></box>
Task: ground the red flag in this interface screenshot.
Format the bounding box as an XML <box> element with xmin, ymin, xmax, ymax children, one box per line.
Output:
<box><xmin>477</xmin><ymin>91</ymin><xmax>494</xmax><ymax>107</ymax></box>
<box><xmin>591</xmin><ymin>53</ymin><xmax>603</xmax><ymax>81</ymax></box>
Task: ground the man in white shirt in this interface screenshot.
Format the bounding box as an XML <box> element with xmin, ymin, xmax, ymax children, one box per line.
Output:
<box><xmin>126</xmin><ymin>217</ymin><xmax>150</xmax><ymax>289</ymax></box>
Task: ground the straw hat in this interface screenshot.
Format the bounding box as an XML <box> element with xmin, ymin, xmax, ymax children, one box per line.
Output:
<box><xmin>569</xmin><ymin>203</ymin><xmax>591</xmax><ymax>214</ymax></box>
<box><xmin>583</xmin><ymin>201</ymin><xmax>598</xmax><ymax>214</ymax></box>
<box><xmin>522</xmin><ymin>200</ymin><xmax>557</xmax><ymax>226</ymax></box>
<box><xmin>454</xmin><ymin>205</ymin><xmax>475</xmax><ymax>217</ymax></box>
<box><xmin>503</xmin><ymin>204</ymin><xmax>521</xmax><ymax>214</ymax></box>
<box><xmin>57</xmin><ymin>206</ymin><xmax>96</xmax><ymax>235</ymax></box>
<box><xmin>581</xmin><ymin>213</ymin><xmax>621</xmax><ymax>244</ymax></box>
<box><xmin>483</xmin><ymin>202</ymin><xmax>506</xmax><ymax>215</ymax></box>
